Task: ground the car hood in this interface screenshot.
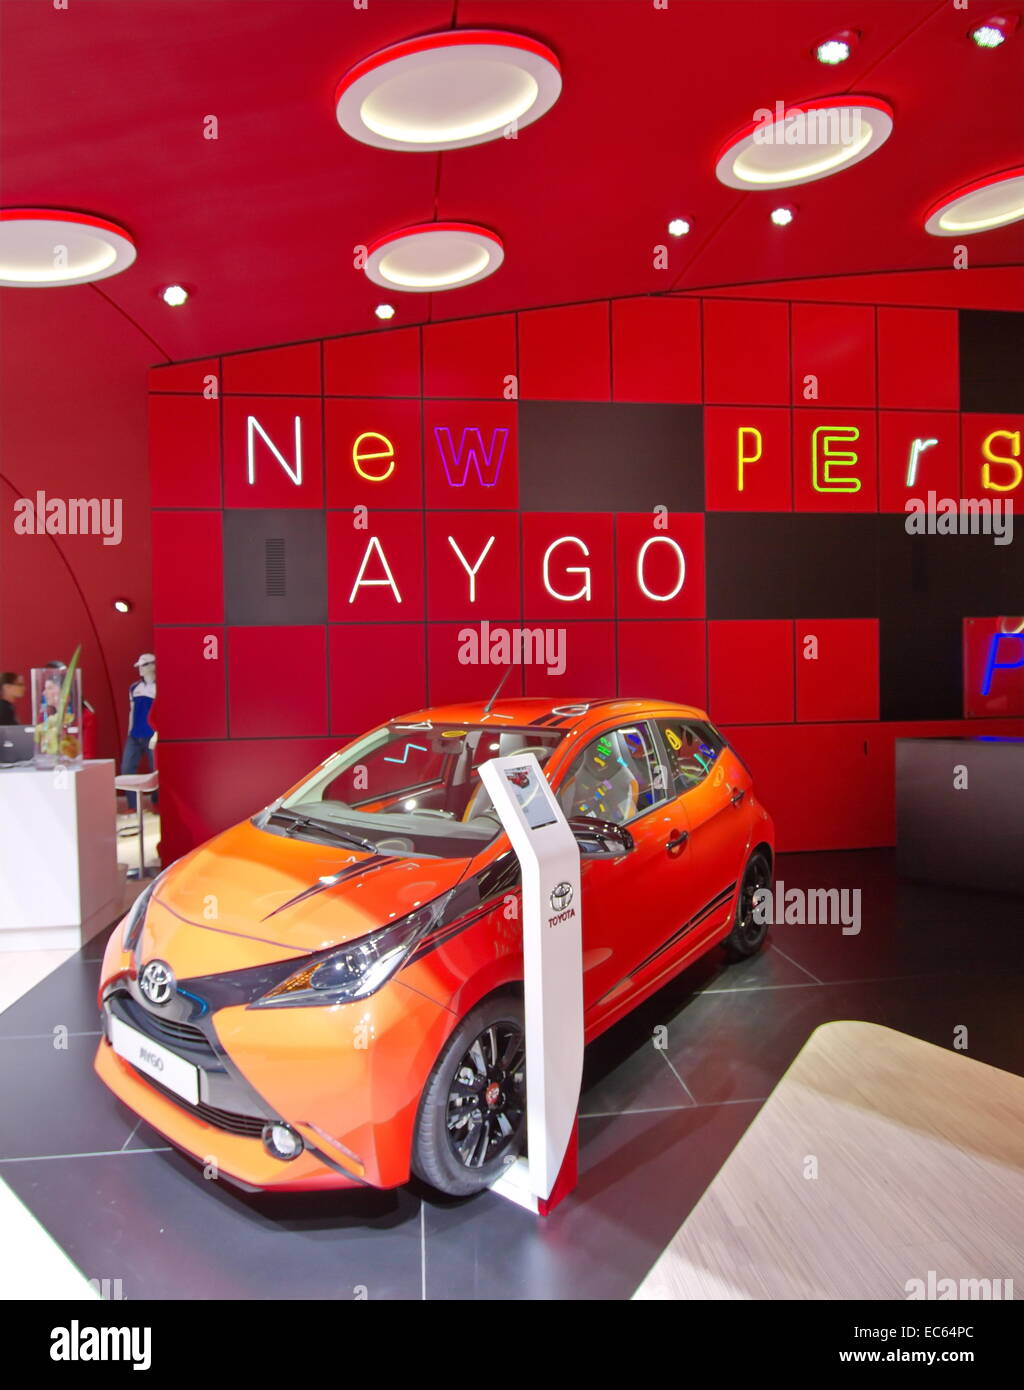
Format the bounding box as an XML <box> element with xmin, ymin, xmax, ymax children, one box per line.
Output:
<box><xmin>153</xmin><ymin>819</ymin><xmax>471</xmax><ymax>954</ymax></box>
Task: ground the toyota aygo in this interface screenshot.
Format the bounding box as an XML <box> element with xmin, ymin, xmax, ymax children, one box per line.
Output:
<box><xmin>95</xmin><ymin>697</ymin><xmax>775</xmax><ymax>1196</ymax></box>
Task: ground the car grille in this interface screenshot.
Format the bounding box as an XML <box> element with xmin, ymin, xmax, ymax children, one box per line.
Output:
<box><xmin>140</xmin><ymin>1012</ymin><xmax>209</xmax><ymax>1048</ymax></box>
<box><xmin>114</xmin><ymin>993</ymin><xmax>215</xmax><ymax>1055</ymax></box>
<box><xmin>136</xmin><ymin>1070</ymin><xmax>270</xmax><ymax>1139</ymax></box>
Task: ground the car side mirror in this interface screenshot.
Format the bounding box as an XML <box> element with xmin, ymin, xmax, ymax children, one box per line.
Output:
<box><xmin>568</xmin><ymin>816</ymin><xmax>634</xmax><ymax>857</ymax></box>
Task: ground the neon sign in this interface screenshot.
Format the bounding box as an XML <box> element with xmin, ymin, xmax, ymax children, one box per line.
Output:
<box><xmin>247</xmin><ymin>415</ymin><xmax>302</xmax><ymax>485</ymax></box>
<box><xmin>737</xmin><ymin>427</ymin><xmax>762</xmax><ymax>492</ymax></box>
<box><xmin>542</xmin><ymin>537</ymin><xmax>591</xmax><ymax>602</ymax></box>
<box><xmin>811</xmin><ymin>426</ymin><xmax>861</xmax><ymax>493</ymax></box>
<box><xmin>348</xmin><ymin>536</ymin><xmax>402</xmax><ymax>604</ymax></box>
<box><xmin>352</xmin><ymin>431</ymin><xmax>396</xmax><ymax>482</ymax></box>
<box><xmin>981</xmin><ymin>633</ymin><xmax>1024</xmax><ymax>695</ymax></box>
<box><xmin>635</xmin><ymin>536</ymin><xmax>685</xmax><ymax>601</ymax></box>
<box><xmin>981</xmin><ymin>429</ymin><xmax>1022</xmax><ymax>493</ymax></box>
<box><xmin>905</xmin><ymin>437</ymin><xmax>938</xmax><ymax>488</ymax></box>
<box><xmin>447</xmin><ymin>535</ymin><xmax>495</xmax><ymax>601</ymax></box>
<box><xmin>433</xmin><ymin>426</ymin><xmax>509</xmax><ymax>487</ymax></box>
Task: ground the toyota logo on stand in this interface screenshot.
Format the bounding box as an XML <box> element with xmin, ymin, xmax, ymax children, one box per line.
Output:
<box><xmin>139</xmin><ymin>960</ymin><xmax>176</xmax><ymax>1006</ymax></box>
<box><xmin>549</xmin><ymin>882</ymin><xmax>573</xmax><ymax>913</ymax></box>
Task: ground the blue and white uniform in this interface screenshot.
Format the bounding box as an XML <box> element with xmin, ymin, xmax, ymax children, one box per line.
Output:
<box><xmin>121</xmin><ymin>676</ymin><xmax>157</xmax><ymax>809</ymax></box>
<box><xmin>127</xmin><ymin>679</ymin><xmax>156</xmax><ymax>741</ymax></box>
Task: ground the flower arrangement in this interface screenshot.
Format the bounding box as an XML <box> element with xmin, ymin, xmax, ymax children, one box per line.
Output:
<box><xmin>33</xmin><ymin>645</ymin><xmax>83</xmax><ymax>767</ymax></box>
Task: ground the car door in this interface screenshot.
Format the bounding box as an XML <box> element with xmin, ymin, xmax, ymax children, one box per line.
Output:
<box><xmin>554</xmin><ymin>719</ymin><xmax>701</xmax><ymax>1017</ymax></box>
<box><xmin>655</xmin><ymin>717</ymin><xmax>753</xmax><ymax>943</ymax></box>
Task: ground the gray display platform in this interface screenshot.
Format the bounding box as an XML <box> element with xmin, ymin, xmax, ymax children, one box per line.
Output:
<box><xmin>895</xmin><ymin>737</ymin><xmax>1024</xmax><ymax>895</ymax></box>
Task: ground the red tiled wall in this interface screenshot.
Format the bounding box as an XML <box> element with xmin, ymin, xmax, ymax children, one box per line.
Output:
<box><xmin>149</xmin><ymin>297</ymin><xmax>1023</xmax><ymax>858</ymax></box>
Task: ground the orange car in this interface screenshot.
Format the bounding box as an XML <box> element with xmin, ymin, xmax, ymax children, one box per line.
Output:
<box><xmin>95</xmin><ymin>697</ymin><xmax>774</xmax><ymax>1196</ymax></box>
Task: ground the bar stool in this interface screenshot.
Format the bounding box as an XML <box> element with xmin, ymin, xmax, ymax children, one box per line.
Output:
<box><xmin>114</xmin><ymin>772</ymin><xmax>160</xmax><ymax>879</ymax></box>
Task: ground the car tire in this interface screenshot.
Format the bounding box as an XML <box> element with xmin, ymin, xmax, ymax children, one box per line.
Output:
<box><xmin>412</xmin><ymin>991</ymin><xmax>526</xmax><ymax>1197</ymax></box>
<box><xmin>724</xmin><ymin>850</ymin><xmax>773</xmax><ymax>961</ymax></box>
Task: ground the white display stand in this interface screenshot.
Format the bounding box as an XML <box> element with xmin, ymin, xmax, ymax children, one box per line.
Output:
<box><xmin>479</xmin><ymin>752</ymin><xmax>583</xmax><ymax>1212</ymax></box>
<box><xmin>0</xmin><ymin>760</ymin><xmax>121</xmax><ymax>951</ymax></box>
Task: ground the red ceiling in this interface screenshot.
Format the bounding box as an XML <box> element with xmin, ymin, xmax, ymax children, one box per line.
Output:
<box><xmin>1</xmin><ymin>0</ymin><xmax>1022</xmax><ymax>359</ymax></box>
<box><xmin>1</xmin><ymin>1</ymin><xmax>1021</xmax><ymax>759</ymax></box>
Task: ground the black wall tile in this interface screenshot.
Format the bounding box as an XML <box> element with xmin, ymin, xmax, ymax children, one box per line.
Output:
<box><xmin>223</xmin><ymin>510</ymin><xmax>327</xmax><ymax>626</ymax></box>
<box><xmin>959</xmin><ymin>310</ymin><xmax>1024</xmax><ymax>413</ymax></box>
<box><xmin>518</xmin><ymin>402</ymin><xmax>704</xmax><ymax>512</ymax></box>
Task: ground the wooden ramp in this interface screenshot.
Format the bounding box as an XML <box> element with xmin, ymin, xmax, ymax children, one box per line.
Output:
<box><xmin>634</xmin><ymin>1021</ymin><xmax>1024</xmax><ymax>1300</ymax></box>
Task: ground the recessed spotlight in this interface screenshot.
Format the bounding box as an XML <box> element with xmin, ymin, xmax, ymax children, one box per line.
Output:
<box><xmin>716</xmin><ymin>96</ymin><xmax>894</xmax><ymax>190</ymax></box>
<box><xmin>161</xmin><ymin>284</ymin><xmax>188</xmax><ymax>306</ymax></box>
<box><xmin>113</xmin><ymin>599</ymin><xmax>133</xmax><ymax>614</ymax></box>
<box><xmin>668</xmin><ymin>217</ymin><xmax>691</xmax><ymax>237</ymax></box>
<box><xmin>365</xmin><ymin>223</ymin><xmax>504</xmax><ymax>292</ymax></box>
<box><xmin>336</xmin><ymin>29</ymin><xmax>562</xmax><ymax>151</ymax></box>
<box><xmin>0</xmin><ymin>209</ymin><xmax>136</xmax><ymax>287</ymax></box>
<box><xmin>970</xmin><ymin>16</ymin><xmax>1016</xmax><ymax>47</ymax></box>
<box><xmin>375</xmin><ymin>303</ymin><xmax>396</xmax><ymax>320</ymax></box>
<box><xmin>816</xmin><ymin>40</ymin><xmax>850</xmax><ymax>64</ymax></box>
<box><xmin>815</xmin><ymin>31</ymin><xmax>857</xmax><ymax>65</ymax></box>
<box><xmin>770</xmin><ymin>205</ymin><xmax>796</xmax><ymax>226</ymax></box>
<box><xmin>924</xmin><ymin>168</ymin><xmax>1024</xmax><ymax>236</ymax></box>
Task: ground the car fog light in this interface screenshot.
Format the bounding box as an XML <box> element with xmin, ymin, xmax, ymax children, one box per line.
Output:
<box><xmin>262</xmin><ymin>1122</ymin><xmax>303</xmax><ymax>1161</ymax></box>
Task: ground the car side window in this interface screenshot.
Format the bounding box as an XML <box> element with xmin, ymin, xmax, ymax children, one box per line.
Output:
<box><xmin>557</xmin><ymin>722</ymin><xmax>670</xmax><ymax>825</ymax></box>
<box><xmin>657</xmin><ymin>719</ymin><xmax>726</xmax><ymax>794</ymax></box>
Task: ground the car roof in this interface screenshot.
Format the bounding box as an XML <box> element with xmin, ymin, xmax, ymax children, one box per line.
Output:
<box><xmin>389</xmin><ymin>696</ymin><xmax>710</xmax><ymax>729</ymax></box>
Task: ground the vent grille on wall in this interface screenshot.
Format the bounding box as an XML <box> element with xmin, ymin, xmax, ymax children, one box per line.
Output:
<box><xmin>265</xmin><ymin>538</ymin><xmax>286</xmax><ymax>596</ymax></box>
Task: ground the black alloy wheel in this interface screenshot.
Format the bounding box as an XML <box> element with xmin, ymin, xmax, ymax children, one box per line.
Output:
<box><xmin>412</xmin><ymin>992</ymin><xmax>527</xmax><ymax>1196</ymax></box>
<box><xmin>445</xmin><ymin>1022</ymin><xmax>526</xmax><ymax>1170</ymax></box>
<box><xmin>725</xmin><ymin>851</ymin><xmax>773</xmax><ymax>960</ymax></box>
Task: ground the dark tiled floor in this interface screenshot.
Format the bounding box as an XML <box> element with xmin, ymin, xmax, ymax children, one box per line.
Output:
<box><xmin>3</xmin><ymin>850</ymin><xmax>1022</xmax><ymax>1300</ymax></box>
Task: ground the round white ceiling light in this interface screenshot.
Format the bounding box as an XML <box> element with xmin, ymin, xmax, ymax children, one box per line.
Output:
<box><xmin>0</xmin><ymin>208</ymin><xmax>136</xmax><ymax>287</ymax></box>
<box><xmin>715</xmin><ymin>97</ymin><xmax>894</xmax><ymax>190</ymax></box>
<box><xmin>335</xmin><ymin>29</ymin><xmax>562</xmax><ymax>151</ymax></box>
<box><xmin>924</xmin><ymin>168</ymin><xmax>1024</xmax><ymax>236</ymax></box>
<box><xmin>364</xmin><ymin>223</ymin><xmax>504</xmax><ymax>292</ymax></box>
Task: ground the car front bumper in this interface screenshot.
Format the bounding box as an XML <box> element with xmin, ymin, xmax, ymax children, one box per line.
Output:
<box><xmin>94</xmin><ymin>931</ymin><xmax>458</xmax><ymax>1191</ymax></box>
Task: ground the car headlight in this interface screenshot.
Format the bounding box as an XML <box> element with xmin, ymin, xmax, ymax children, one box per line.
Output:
<box><xmin>252</xmin><ymin>890</ymin><xmax>455</xmax><ymax>1008</ymax></box>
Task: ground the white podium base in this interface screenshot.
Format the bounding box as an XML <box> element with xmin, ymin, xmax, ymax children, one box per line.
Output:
<box><xmin>489</xmin><ymin>1156</ymin><xmax>540</xmax><ymax>1213</ymax></box>
<box><xmin>0</xmin><ymin>761</ymin><xmax>121</xmax><ymax>952</ymax></box>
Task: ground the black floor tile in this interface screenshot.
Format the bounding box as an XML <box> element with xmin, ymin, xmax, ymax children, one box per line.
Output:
<box><xmin>421</xmin><ymin>1101</ymin><xmax>760</xmax><ymax>1300</ymax></box>
<box><xmin>1</xmin><ymin>1150</ymin><xmax>423</xmax><ymax>1301</ymax></box>
<box><xmin>0</xmin><ymin>954</ymin><xmax>102</xmax><ymax>1037</ymax></box>
<box><xmin>765</xmin><ymin>850</ymin><xmax>1024</xmax><ymax>985</ymax></box>
<box><xmin>2</xmin><ymin>848</ymin><xmax>1022</xmax><ymax>1299</ymax></box>
<box><xmin>0</xmin><ymin>1032</ymin><xmax>135</xmax><ymax>1159</ymax></box>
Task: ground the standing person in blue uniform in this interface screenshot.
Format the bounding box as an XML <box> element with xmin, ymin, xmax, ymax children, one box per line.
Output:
<box><xmin>121</xmin><ymin>653</ymin><xmax>157</xmax><ymax>811</ymax></box>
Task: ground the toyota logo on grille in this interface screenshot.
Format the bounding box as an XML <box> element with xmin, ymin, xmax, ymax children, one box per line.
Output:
<box><xmin>549</xmin><ymin>881</ymin><xmax>573</xmax><ymax>912</ymax></box>
<box><xmin>140</xmin><ymin>960</ymin><xmax>175</xmax><ymax>1006</ymax></box>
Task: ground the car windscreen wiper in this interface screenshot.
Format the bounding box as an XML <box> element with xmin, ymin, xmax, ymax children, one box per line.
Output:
<box><xmin>268</xmin><ymin>810</ymin><xmax>381</xmax><ymax>856</ymax></box>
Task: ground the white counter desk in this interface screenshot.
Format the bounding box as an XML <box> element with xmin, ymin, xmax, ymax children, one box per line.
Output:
<box><xmin>0</xmin><ymin>759</ymin><xmax>121</xmax><ymax>950</ymax></box>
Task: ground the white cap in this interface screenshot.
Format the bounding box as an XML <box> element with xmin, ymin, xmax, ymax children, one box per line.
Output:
<box><xmin>134</xmin><ymin>653</ymin><xmax>156</xmax><ymax>667</ymax></box>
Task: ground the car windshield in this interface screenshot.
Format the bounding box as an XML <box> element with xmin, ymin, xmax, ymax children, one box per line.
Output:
<box><xmin>256</xmin><ymin>722</ymin><xmax>565</xmax><ymax>859</ymax></box>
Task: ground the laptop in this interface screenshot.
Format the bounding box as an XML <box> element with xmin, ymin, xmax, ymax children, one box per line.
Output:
<box><xmin>0</xmin><ymin>726</ymin><xmax>36</xmax><ymax>765</ymax></box>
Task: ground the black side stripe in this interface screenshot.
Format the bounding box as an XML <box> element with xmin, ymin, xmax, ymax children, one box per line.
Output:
<box><xmin>407</xmin><ymin>903</ymin><xmax>496</xmax><ymax>964</ymax></box>
<box><xmin>596</xmin><ymin>881</ymin><xmax>738</xmax><ymax>1005</ymax></box>
<box><xmin>261</xmin><ymin>856</ymin><xmax>387</xmax><ymax>921</ymax></box>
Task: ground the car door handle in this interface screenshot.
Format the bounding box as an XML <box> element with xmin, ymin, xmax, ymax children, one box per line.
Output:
<box><xmin>666</xmin><ymin>830</ymin><xmax>688</xmax><ymax>855</ymax></box>
<box><xmin>730</xmin><ymin>788</ymin><xmax>746</xmax><ymax>806</ymax></box>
